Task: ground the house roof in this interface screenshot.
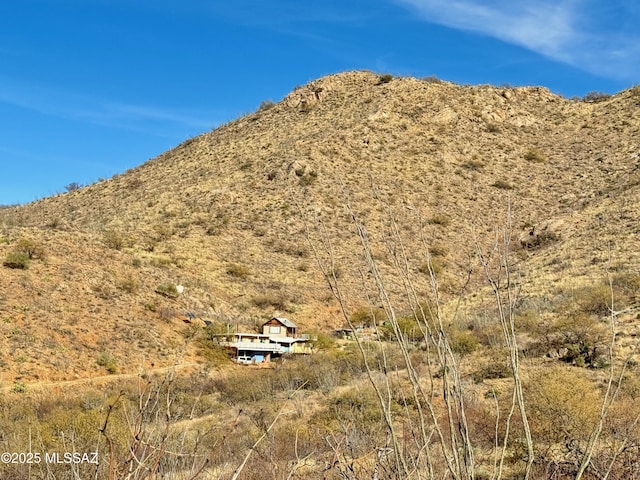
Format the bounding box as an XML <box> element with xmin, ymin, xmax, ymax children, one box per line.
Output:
<box><xmin>269</xmin><ymin>317</ymin><xmax>297</xmax><ymax>329</ymax></box>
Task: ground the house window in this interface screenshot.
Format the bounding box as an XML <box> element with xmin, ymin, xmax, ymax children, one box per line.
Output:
<box><xmin>269</xmin><ymin>326</ymin><xmax>281</xmax><ymax>334</ymax></box>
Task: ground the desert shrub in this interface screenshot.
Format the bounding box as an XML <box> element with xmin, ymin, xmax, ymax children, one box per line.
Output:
<box><xmin>14</xmin><ymin>237</ymin><xmax>46</xmax><ymax>259</ymax></box>
<box><xmin>486</xmin><ymin>122</ymin><xmax>502</xmax><ymax>133</ymax></box>
<box><xmin>491</xmin><ymin>179</ymin><xmax>514</xmax><ymax>190</ymax></box>
<box><xmin>377</xmin><ymin>73</ymin><xmax>394</xmax><ymax>84</ymax></box>
<box><xmin>103</xmin><ymin>229</ymin><xmax>127</xmax><ymax>250</ymax></box>
<box><xmin>428</xmin><ymin>244</ymin><xmax>448</xmax><ymax>257</ymax></box>
<box><xmin>422</xmin><ymin>75</ymin><xmax>443</xmax><ymax>84</ymax></box>
<box><xmin>449</xmin><ymin>328</ymin><xmax>480</xmax><ymax>355</ymax></box>
<box><xmin>540</xmin><ymin>312</ymin><xmax>607</xmax><ymax>367</ymax></box>
<box><xmin>214</xmin><ymin>370</ymin><xmax>275</xmax><ymax>404</ymax></box>
<box><xmin>96</xmin><ymin>352</ymin><xmax>118</xmax><ymax>373</ymax></box>
<box><xmin>258</xmin><ymin>99</ymin><xmax>275</xmax><ymax>111</ymax></box>
<box><xmin>3</xmin><ymin>251</ymin><xmax>29</xmax><ymax>269</ymax></box>
<box><xmin>380</xmin><ymin>315</ymin><xmax>424</xmax><ymax>342</ymax></box>
<box><xmin>418</xmin><ymin>256</ymin><xmax>445</xmax><ymax>275</ymax></box>
<box><xmin>11</xmin><ymin>381</ymin><xmax>27</xmax><ymax>393</ymax></box>
<box><xmin>251</xmin><ymin>293</ymin><xmax>288</xmax><ymax>310</ymax></box>
<box><xmin>196</xmin><ymin>338</ymin><xmax>232</xmax><ymax>365</ymax></box>
<box><xmin>526</xmin><ymin>367</ymin><xmax>600</xmax><ymax>459</ymax></box>
<box><xmin>64</xmin><ymin>182</ymin><xmax>83</xmax><ymax>192</ymax></box>
<box><xmin>298</xmin><ymin>170</ymin><xmax>318</xmax><ymax>187</ymax></box>
<box><xmin>330</xmin><ymin>387</ymin><xmax>385</xmax><ymax>425</ymax></box>
<box><xmin>472</xmin><ymin>320</ymin><xmax>503</xmax><ymax>348</ymax></box>
<box><xmin>205</xmin><ymin>212</ymin><xmax>230</xmax><ymax>236</ymax></box>
<box><xmin>349</xmin><ymin>306</ymin><xmax>386</xmax><ymax>327</ymax></box>
<box><xmin>612</xmin><ymin>272</ymin><xmax>640</xmax><ymax>298</ymax></box>
<box><xmin>270</xmin><ymin>239</ymin><xmax>308</xmax><ymax>257</ymax></box>
<box><xmin>473</xmin><ymin>355</ymin><xmax>511</xmax><ymax>383</ymax></box>
<box><xmin>523</xmin><ymin>147</ymin><xmax>546</xmax><ymax>163</ymax></box>
<box><xmin>462</xmin><ymin>159</ymin><xmax>484</xmax><ymax>171</ymax></box>
<box><xmin>155</xmin><ymin>283</ymin><xmax>179</xmax><ymax>299</ymax></box>
<box><xmin>226</xmin><ymin>262</ymin><xmax>250</xmax><ymax>278</ymax></box>
<box><xmin>116</xmin><ymin>274</ymin><xmax>139</xmax><ymax>293</ymax></box>
<box><xmin>582</xmin><ymin>91</ymin><xmax>612</xmax><ymax>103</ymax></box>
<box><xmin>427</xmin><ymin>213</ymin><xmax>451</xmax><ymax>226</ymax></box>
<box><xmin>571</xmin><ymin>283</ymin><xmax>623</xmax><ymax>317</ymax></box>
<box><xmin>309</xmin><ymin>331</ymin><xmax>335</xmax><ymax>350</ymax></box>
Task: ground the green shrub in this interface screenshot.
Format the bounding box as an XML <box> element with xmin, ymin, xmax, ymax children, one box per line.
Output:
<box><xmin>96</xmin><ymin>352</ymin><xmax>118</xmax><ymax>374</ymax></box>
<box><xmin>11</xmin><ymin>381</ymin><xmax>27</xmax><ymax>393</ymax></box>
<box><xmin>450</xmin><ymin>329</ymin><xmax>480</xmax><ymax>355</ymax></box>
<box><xmin>155</xmin><ymin>283</ymin><xmax>179</xmax><ymax>299</ymax></box>
<box><xmin>473</xmin><ymin>358</ymin><xmax>511</xmax><ymax>383</ymax></box>
<box><xmin>380</xmin><ymin>315</ymin><xmax>424</xmax><ymax>342</ymax></box>
<box><xmin>309</xmin><ymin>331</ymin><xmax>336</xmax><ymax>350</ymax></box>
<box><xmin>349</xmin><ymin>306</ymin><xmax>386</xmax><ymax>328</ymax></box>
<box><xmin>3</xmin><ymin>251</ymin><xmax>29</xmax><ymax>269</ymax></box>
<box><xmin>14</xmin><ymin>237</ymin><xmax>46</xmax><ymax>259</ymax></box>
<box><xmin>377</xmin><ymin>74</ymin><xmax>394</xmax><ymax>84</ymax></box>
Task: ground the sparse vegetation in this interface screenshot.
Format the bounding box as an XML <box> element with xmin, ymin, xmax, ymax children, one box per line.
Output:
<box><xmin>226</xmin><ymin>262</ymin><xmax>250</xmax><ymax>278</ymax></box>
<box><xmin>0</xmin><ymin>70</ymin><xmax>638</xmax><ymax>479</ymax></box>
<box><xmin>64</xmin><ymin>181</ymin><xmax>83</xmax><ymax>192</ymax></box>
<box><xmin>3</xmin><ymin>251</ymin><xmax>29</xmax><ymax>269</ymax></box>
<box><xmin>102</xmin><ymin>228</ymin><xmax>127</xmax><ymax>250</ymax></box>
<box><xmin>10</xmin><ymin>381</ymin><xmax>26</xmax><ymax>393</ymax></box>
<box><xmin>462</xmin><ymin>158</ymin><xmax>484</xmax><ymax>171</ymax></box>
<box><xmin>96</xmin><ymin>352</ymin><xmax>118</xmax><ymax>373</ymax></box>
<box><xmin>492</xmin><ymin>179</ymin><xmax>514</xmax><ymax>189</ymax></box>
<box><xmin>524</xmin><ymin>147</ymin><xmax>546</xmax><ymax>163</ymax></box>
<box><xmin>583</xmin><ymin>91</ymin><xmax>612</xmax><ymax>103</ymax></box>
<box><xmin>427</xmin><ymin>213</ymin><xmax>451</xmax><ymax>226</ymax></box>
<box><xmin>258</xmin><ymin>99</ymin><xmax>275</xmax><ymax>111</ymax></box>
<box><xmin>155</xmin><ymin>283</ymin><xmax>179</xmax><ymax>298</ymax></box>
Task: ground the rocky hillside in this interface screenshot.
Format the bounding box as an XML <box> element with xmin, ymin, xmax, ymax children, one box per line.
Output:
<box><xmin>1</xmin><ymin>71</ymin><xmax>639</xmax><ymax>382</ymax></box>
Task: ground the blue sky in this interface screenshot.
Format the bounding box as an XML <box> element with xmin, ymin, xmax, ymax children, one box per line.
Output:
<box><xmin>1</xmin><ymin>0</ymin><xmax>638</xmax><ymax>205</ymax></box>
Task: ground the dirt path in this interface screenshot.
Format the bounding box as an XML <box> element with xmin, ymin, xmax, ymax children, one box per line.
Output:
<box><xmin>1</xmin><ymin>362</ymin><xmax>203</xmax><ymax>393</ymax></box>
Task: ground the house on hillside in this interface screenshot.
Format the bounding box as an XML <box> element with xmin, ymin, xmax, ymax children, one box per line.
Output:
<box><xmin>214</xmin><ymin>317</ymin><xmax>312</xmax><ymax>364</ymax></box>
<box><xmin>262</xmin><ymin>317</ymin><xmax>298</xmax><ymax>337</ymax></box>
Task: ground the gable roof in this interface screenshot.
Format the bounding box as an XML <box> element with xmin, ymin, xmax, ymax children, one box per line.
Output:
<box><xmin>269</xmin><ymin>317</ymin><xmax>297</xmax><ymax>329</ymax></box>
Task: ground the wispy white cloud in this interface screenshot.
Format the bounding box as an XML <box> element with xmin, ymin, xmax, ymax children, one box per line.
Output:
<box><xmin>395</xmin><ymin>0</ymin><xmax>640</xmax><ymax>80</ymax></box>
<box><xmin>0</xmin><ymin>75</ymin><xmax>219</xmax><ymax>138</ymax></box>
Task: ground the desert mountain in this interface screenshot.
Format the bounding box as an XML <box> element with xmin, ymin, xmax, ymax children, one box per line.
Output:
<box><xmin>1</xmin><ymin>70</ymin><xmax>639</xmax><ymax>382</ymax></box>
